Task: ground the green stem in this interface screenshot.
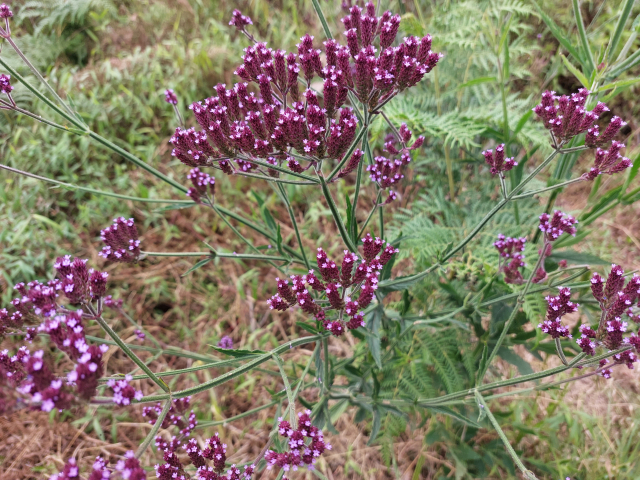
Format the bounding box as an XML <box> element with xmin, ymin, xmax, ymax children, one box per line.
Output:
<box><xmin>555</xmin><ymin>338</ymin><xmax>569</xmax><ymax>365</ymax></box>
<box><xmin>89</xmin><ymin>131</ymin><xmax>187</xmax><ymax>194</ymax></box>
<box><xmin>326</xmin><ymin>126</ymin><xmax>368</xmax><ymax>181</ymax></box>
<box><xmin>197</xmin><ymin>399</ymin><xmax>280</xmax><ymax>428</ymax></box>
<box><xmin>237</xmin><ymin>155</ymin><xmax>319</xmax><ymax>183</ymax></box>
<box><xmin>91</xmin><ymin>314</ymin><xmax>169</xmax><ymax>393</ymax></box>
<box><xmin>135</xmin><ymin>398</ymin><xmax>172</xmax><ymax>458</ymax></box>
<box><xmin>474</xmin><ymin>390</ymin><xmax>538</xmax><ymax>479</ymax></box>
<box><xmin>323</xmin><ymin>337</ymin><xmax>330</xmax><ymax>393</ymax></box>
<box><xmin>573</xmin><ymin>0</ymin><xmax>596</xmax><ymax>74</ymax></box>
<box><xmin>0</xmin><ymin>164</ymin><xmax>193</xmax><ymax>204</ymax></box>
<box><xmin>233</xmin><ymin>170</ymin><xmax>317</xmax><ymax>185</ymax></box>
<box><xmin>479</xmin><ymin>240</ymin><xmax>549</xmax><ymax>383</ymax></box>
<box><xmin>215</xmin><ymin>206</ymin><xmax>303</xmax><ymax>261</ymax></box>
<box><xmin>512</xmin><ymin>177</ymin><xmax>584</xmax><ymax>199</ymax></box>
<box><xmin>273</xmin><ymin>354</ymin><xmax>296</xmax><ymax>426</ymax></box>
<box><xmin>311</xmin><ymin>0</ymin><xmax>333</xmax><ymax>39</ymax></box>
<box><xmin>129</xmin><ymin>334</ymin><xmax>329</xmax><ymax>403</ymax></box>
<box><xmin>143</xmin><ymin>250</ymin><xmax>293</xmax><ymax>263</ymax></box>
<box><xmin>84</xmin><ymin>335</ymin><xmax>218</xmax><ymax>362</ymax></box>
<box><xmin>277</xmin><ymin>183</ymin><xmax>311</xmax><ymax>270</ymax></box>
<box><xmin>358</xmin><ymin>190</ymin><xmax>382</xmax><ymax>238</ymax></box>
<box><xmin>6</xmin><ymin>37</ymin><xmax>80</xmax><ymax>122</ymax></box>
<box><xmin>319</xmin><ymin>175</ymin><xmax>358</xmax><ymax>252</ymax></box>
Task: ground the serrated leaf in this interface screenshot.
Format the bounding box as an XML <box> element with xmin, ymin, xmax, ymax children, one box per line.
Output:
<box><xmin>561</xmin><ymin>54</ymin><xmax>590</xmax><ymax>88</ymax></box>
<box><xmin>428</xmin><ymin>406</ymin><xmax>482</xmax><ymax>428</ymax></box>
<box><xmin>181</xmin><ymin>257</ymin><xmax>212</xmax><ymax>276</ymax></box>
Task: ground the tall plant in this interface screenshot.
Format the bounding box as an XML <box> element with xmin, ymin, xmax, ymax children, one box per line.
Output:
<box><xmin>0</xmin><ymin>1</ymin><xmax>639</xmax><ymax>478</ymax></box>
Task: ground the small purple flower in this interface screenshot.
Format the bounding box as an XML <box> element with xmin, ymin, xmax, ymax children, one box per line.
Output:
<box><xmin>229</xmin><ymin>9</ymin><xmax>252</xmax><ymax>30</ymax></box>
<box><xmin>217</xmin><ymin>336</ymin><xmax>233</xmax><ymax>349</ymax></box>
<box><xmin>99</xmin><ymin>217</ymin><xmax>141</xmax><ymax>263</ymax></box>
<box><xmin>0</xmin><ymin>3</ymin><xmax>12</xmax><ymax>19</ymax></box>
<box><xmin>0</xmin><ymin>74</ymin><xmax>13</xmax><ymax>94</ymax></box>
<box><xmin>164</xmin><ymin>88</ymin><xmax>178</xmax><ymax>105</ymax></box>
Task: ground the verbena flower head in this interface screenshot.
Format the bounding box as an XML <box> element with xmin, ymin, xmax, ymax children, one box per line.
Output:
<box><xmin>367</xmin><ymin>153</ymin><xmax>411</xmax><ymax>188</ymax></box>
<box><xmin>538</xmin><ymin>287</ymin><xmax>577</xmax><ymax>339</ymax></box>
<box><xmin>0</xmin><ymin>73</ymin><xmax>13</xmax><ymax>94</ymax></box>
<box><xmin>186</xmin><ymin>167</ymin><xmax>215</xmax><ymax>204</ymax></box>
<box><xmin>115</xmin><ymin>451</ymin><xmax>146</xmax><ymax>480</ymax></box>
<box><xmin>229</xmin><ymin>9</ymin><xmax>252</xmax><ymax>30</ymax></box>
<box><xmin>0</xmin><ymin>3</ymin><xmax>11</xmax><ymax>18</ymax></box>
<box><xmin>265</xmin><ymin>410</ymin><xmax>331</xmax><ymax>473</ymax></box>
<box><xmin>482</xmin><ymin>144</ymin><xmax>517</xmax><ymax>175</ymax></box>
<box><xmin>533</xmin><ymin>89</ymin><xmax>625</xmax><ymax>146</ymax></box>
<box><xmin>584</xmin><ymin>141</ymin><xmax>632</xmax><ymax>180</ymax></box>
<box><xmin>164</xmin><ymin>89</ymin><xmax>178</xmax><ymax>105</ymax></box>
<box><xmin>99</xmin><ymin>217</ymin><xmax>141</xmax><ymax>263</ymax></box>
<box><xmin>107</xmin><ymin>374</ymin><xmax>143</xmax><ymax>406</ymax></box>
<box><xmin>217</xmin><ymin>335</ymin><xmax>233</xmax><ymax>349</ymax></box>
<box><xmin>494</xmin><ymin>234</ymin><xmax>526</xmax><ymax>284</ymax></box>
<box><xmin>267</xmin><ymin>236</ymin><xmax>397</xmax><ymax>336</ymax></box>
<box><xmin>538</xmin><ymin>210</ymin><xmax>577</xmax><ymax>242</ymax></box>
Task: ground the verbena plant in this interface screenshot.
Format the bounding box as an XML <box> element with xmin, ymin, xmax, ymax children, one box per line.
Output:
<box><xmin>1</xmin><ymin>1</ymin><xmax>640</xmax><ymax>478</ymax></box>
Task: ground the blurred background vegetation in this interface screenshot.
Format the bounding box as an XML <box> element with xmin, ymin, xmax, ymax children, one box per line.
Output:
<box><xmin>1</xmin><ymin>0</ymin><xmax>640</xmax><ymax>479</ymax></box>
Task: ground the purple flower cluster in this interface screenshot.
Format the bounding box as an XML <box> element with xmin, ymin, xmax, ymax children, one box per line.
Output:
<box><xmin>538</xmin><ymin>210</ymin><xmax>577</xmax><ymax>242</ymax></box>
<box><xmin>0</xmin><ymin>3</ymin><xmax>11</xmax><ymax>17</ymax></box>
<box><xmin>154</xmin><ymin>431</ymin><xmax>254</xmax><ymax>480</ymax></box>
<box><xmin>265</xmin><ymin>410</ymin><xmax>331</xmax><ymax>473</ymax></box>
<box><xmin>584</xmin><ymin>140</ymin><xmax>632</xmax><ymax>180</ymax></box>
<box><xmin>186</xmin><ymin>167</ymin><xmax>216</xmax><ymax>204</ymax></box>
<box><xmin>266</xmin><ymin>234</ymin><xmax>397</xmax><ymax>336</ymax></box>
<box><xmin>143</xmin><ymin>397</ymin><xmax>197</xmax><ymax>443</ymax></box>
<box><xmin>115</xmin><ymin>451</ymin><xmax>147</xmax><ymax>480</ymax></box>
<box><xmin>217</xmin><ymin>335</ymin><xmax>233</xmax><ymax>349</ymax></box>
<box><xmin>533</xmin><ymin>89</ymin><xmax>620</xmax><ymax>144</ymax></box>
<box><xmin>533</xmin><ymin>89</ymin><xmax>632</xmax><ymax>179</ymax></box>
<box><xmin>50</xmin><ymin>456</ymin><xmax>114</xmax><ymax>480</ymax></box>
<box><xmin>229</xmin><ymin>9</ymin><xmax>252</xmax><ymax>30</ymax></box>
<box><xmin>367</xmin><ymin>152</ymin><xmax>410</xmax><ymax>189</ymax></box>
<box><xmin>53</xmin><ymin>256</ymin><xmax>110</xmax><ymax>303</ymax></box>
<box><xmin>482</xmin><ymin>144</ymin><xmax>517</xmax><ymax>176</ymax></box>
<box><xmin>0</xmin><ymin>73</ymin><xmax>13</xmax><ymax>94</ymax></box>
<box><xmin>164</xmin><ymin>89</ymin><xmax>178</xmax><ymax>105</ymax></box>
<box><xmin>538</xmin><ymin>287</ymin><xmax>578</xmax><ymax>339</ymax></box>
<box><xmin>107</xmin><ymin>374</ymin><xmax>143</xmax><ymax>406</ymax></box>
<box><xmin>384</xmin><ymin>123</ymin><xmax>424</xmax><ymax>154</ymax></box>
<box><xmin>494</xmin><ymin>234</ymin><xmax>527</xmax><ymax>284</ymax></box>
<box><xmin>99</xmin><ymin>217</ymin><xmax>141</xmax><ymax>263</ymax></box>
<box><xmin>168</xmin><ymin>4</ymin><xmax>438</xmax><ymax>188</ymax></box>
<box><xmin>582</xmin><ymin>266</ymin><xmax>640</xmax><ymax>360</ymax></box>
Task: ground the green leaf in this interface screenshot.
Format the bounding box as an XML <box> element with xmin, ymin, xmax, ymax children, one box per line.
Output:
<box><xmin>497</xmin><ymin>347</ymin><xmax>534</xmax><ymax>375</ymax></box>
<box><xmin>296</xmin><ymin>321</ymin><xmax>319</xmax><ymax>334</ymax></box>
<box><xmin>311</xmin><ymin>0</ymin><xmax>332</xmax><ymax>40</ymax></box>
<box><xmin>261</xmin><ymin>206</ymin><xmax>277</xmax><ymax>233</ymax></box>
<box><xmin>209</xmin><ymin>346</ymin><xmax>268</xmax><ymax>358</ymax></box>
<box><xmin>607</xmin><ymin>0</ymin><xmax>635</xmax><ymax>62</ymax></box>
<box><xmin>547</xmin><ymin>249</ymin><xmax>609</xmax><ymax>265</ymax></box>
<box><xmin>366</xmin><ymin>309</ymin><xmax>383</xmax><ymax>370</ymax></box>
<box><xmin>367</xmin><ymin>408</ymin><xmax>382</xmax><ymax>445</ymax></box>
<box><xmin>573</xmin><ymin>0</ymin><xmax>596</xmax><ymax>75</ymax></box>
<box><xmin>596</xmin><ymin>77</ymin><xmax>640</xmax><ymax>94</ymax></box>
<box><xmin>532</xmin><ymin>1</ymin><xmax>583</xmax><ymax>62</ymax></box>
<box><xmin>428</xmin><ymin>406</ymin><xmax>481</xmax><ymax>428</ymax></box>
<box><xmin>476</xmin><ymin>344</ymin><xmax>489</xmax><ymax>386</ymax></box>
<box><xmin>181</xmin><ymin>257</ymin><xmax>212</xmax><ymax>277</ymax></box>
<box><xmin>276</xmin><ymin>224</ymin><xmax>285</xmax><ymax>256</ymax></box>
<box><xmin>514</xmin><ymin>110</ymin><xmax>533</xmax><ymax>136</ymax></box>
<box><xmin>457</xmin><ymin>77</ymin><xmax>496</xmax><ymax>89</ymax></box>
<box><xmin>560</xmin><ymin>54</ymin><xmax>590</xmax><ymax>88</ymax></box>
<box><xmin>345</xmin><ymin>193</ymin><xmax>354</xmax><ymax>243</ymax></box>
